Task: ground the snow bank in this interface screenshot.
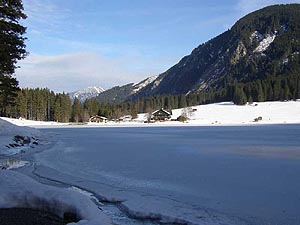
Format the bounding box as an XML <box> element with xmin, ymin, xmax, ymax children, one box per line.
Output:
<box><xmin>0</xmin><ymin>118</ymin><xmax>40</xmax><ymax>136</ymax></box>
<box><xmin>0</xmin><ymin>118</ymin><xmax>42</xmax><ymax>155</ymax></box>
<box><xmin>1</xmin><ymin>117</ymin><xmax>65</xmax><ymax>127</ymax></box>
<box><xmin>0</xmin><ymin>170</ymin><xmax>111</xmax><ymax>225</ymax></box>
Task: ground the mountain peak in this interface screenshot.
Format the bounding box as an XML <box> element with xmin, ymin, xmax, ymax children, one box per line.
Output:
<box><xmin>69</xmin><ymin>86</ymin><xmax>105</xmax><ymax>102</ymax></box>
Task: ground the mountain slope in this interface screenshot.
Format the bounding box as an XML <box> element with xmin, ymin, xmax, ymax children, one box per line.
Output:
<box><xmin>69</xmin><ymin>86</ymin><xmax>105</xmax><ymax>102</ymax></box>
<box><xmin>96</xmin><ymin>76</ymin><xmax>157</xmax><ymax>103</ymax></box>
<box><xmin>128</xmin><ymin>4</ymin><xmax>300</xmax><ymax>100</ymax></box>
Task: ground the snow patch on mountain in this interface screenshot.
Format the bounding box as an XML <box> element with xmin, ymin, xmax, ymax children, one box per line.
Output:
<box><xmin>253</xmin><ymin>33</ymin><xmax>277</xmax><ymax>53</ymax></box>
<box><xmin>132</xmin><ymin>76</ymin><xmax>158</xmax><ymax>94</ymax></box>
<box><xmin>250</xmin><ymin>31</ymin><xmax>264</xmax><ymax>43</ymax></box>
<box><xmin>151</xmin><ymin>77</ymin><xmax>163</xmax><ymax>90</ymax></box>
<box><xmin>69</xmin><ymin>87</ymin><xmax>105</xmax><ymax>102</ymax></box>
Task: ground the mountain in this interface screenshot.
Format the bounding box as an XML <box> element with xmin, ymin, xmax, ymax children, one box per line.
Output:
<box><xmin>129</xmin><ymin>4</ymin><xmax>300</xmax><ymax>100</ymax></box>
<box><xmin>69</xmin><ymin>86</ymin><xmax>105</xmax><ymax>102</ymax></box>
<box><xmin>96</xmin><ymin>4</ymin><xmax>300</xmax><ymax>104</ymax></box>
<box><xmin>96</xmin><ymin>76</ymin><xmax>157</xmax><ymax>103</ymax></box>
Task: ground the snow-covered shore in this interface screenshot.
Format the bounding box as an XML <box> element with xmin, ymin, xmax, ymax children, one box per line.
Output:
<box><xmin>0</xmin><ymin>118</ymin><xmax>111</xmax><ymax>225</ymax></box>
<box><xmin>2</xmin><ymin>100</ymin><xmax>300</xmax><ymax>128</ymax></box>
<box><xmin>0</xmin><ymin>118</ymin><xmax>41</xmax><ymax>155</ymax></box>
<box><xmin>0</xmin><ymin>117</ymin><xmax>66</xmax><ymax>127</ymax></box>
<box><xmin>0</xmin><ymin>170</ymin><xmax>111</xmax><ymax>225</ymax></box>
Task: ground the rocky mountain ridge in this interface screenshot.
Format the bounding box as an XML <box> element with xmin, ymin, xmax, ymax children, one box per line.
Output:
<box><xmin>69</xmin><ymin>86</ymin><xmax>105</xmax><ymax>102</ymax></box>
<box><xmin>95</xmin><ymin>4</ymin><xmax>300</xmax><ymax>103</ymax></box>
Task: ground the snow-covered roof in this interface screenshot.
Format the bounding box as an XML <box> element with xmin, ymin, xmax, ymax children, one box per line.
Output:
<box><xmin>152</xmin><ymin>108</ymin><xmax>171</xmax><ymax>115</ymax></box>
<box><xmin>90</xmin><ymin>115</ymin><xmax>107</xmax><ymax>120</ymax></box>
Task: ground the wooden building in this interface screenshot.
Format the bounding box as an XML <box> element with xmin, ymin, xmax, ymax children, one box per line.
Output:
<box><xmin>89</xmin><ymin>115</ymin><xmax>108</xmax><ymax>123</ymax></box>
<box><xmin>152</xmin><ymin>108</ymin><xmax>172</xmax><ymax>121</ymax></box>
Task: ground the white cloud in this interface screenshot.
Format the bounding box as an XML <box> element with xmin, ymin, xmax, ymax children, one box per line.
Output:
<box><xmin>15</xmin><ymin>52</ymin><xmax>176</xmax><ymax>93</ymax></box>
<box><xmin>15</xmin><ymin>52</ymin><xmax>128</xmax><ymax>92</ymax></box>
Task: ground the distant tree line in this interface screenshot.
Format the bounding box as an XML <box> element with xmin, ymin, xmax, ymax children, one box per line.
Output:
<box><xmin>3</xmin><ymin>72</ymin><xmax>299</xmax><ymax>122</ymax></box>
<box><xmin>231</xmin><ymin>73</ymin><xmax>300</xmax><ymax>105</ymax></box>
<box><xmin>6</xmin><ymin>88</ymin><xmax>72</xmax><ymax>122</ymax></box>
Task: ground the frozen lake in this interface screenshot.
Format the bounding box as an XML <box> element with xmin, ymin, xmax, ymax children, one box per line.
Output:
<box><xmin>32</xmin><ymin>125</ymin><xmax>300</xmax><ymax>225</ymax></box>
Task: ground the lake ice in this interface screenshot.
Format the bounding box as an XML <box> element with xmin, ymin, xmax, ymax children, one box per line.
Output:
<box><xmin>31</xmin><ymin>125</ymin><xmax>300</xmax><ymax>225</ymax></box>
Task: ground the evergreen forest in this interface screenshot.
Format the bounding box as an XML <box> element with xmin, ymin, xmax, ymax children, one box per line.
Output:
<box><xmin>4</xmin><ymin>72</ymin><xmax>300</xmax><ymax>122</ymax></box>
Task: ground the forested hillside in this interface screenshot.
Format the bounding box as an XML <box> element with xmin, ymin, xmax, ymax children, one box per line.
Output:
<box><xmin>129</xmin><ymin>4</ymin><xmax>300</xmax><ymax>101</ymax></box>
<box><xmin>5</xmin><ymin>73</ymin><xmax>300</xmax><ymax>123</ymax></box>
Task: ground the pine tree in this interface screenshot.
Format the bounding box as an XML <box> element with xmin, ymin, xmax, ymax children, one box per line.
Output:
<box><xmin>0</xmin><ymin>76</ymin><xmax>19</xmax><ymax>116</ymax></box>
<box><xmin>0</xmin><ymin>0</ymin><xmax>27</xmax><ymax>116</ymax></box>
<box><xmin>130</xmin><ymin>103</ymin><xmax>137</xmax><ymax>119</ymax></box>
<box><xmin>71</xmin><ymin>98</ymin><xmax>83</xmax><ymax>123</ymax></box>
<box><xmin>256</xmin><ymin>80</ymin><xmax>264</xmax><ymax>102</ymax></box>
<box><xmin>179</xmin><ymin>95</ymin><xmax>187</xmax><ymax>108</ymax></box>
<box><xmin>0</xmin><ymin>0</ymin><xmax>27</xmax><ymax>75</ymax></box>
<box><xmin>233</xmin><ymin>84</ymin><xmax>247</xmax><ymax>105</ymax></box>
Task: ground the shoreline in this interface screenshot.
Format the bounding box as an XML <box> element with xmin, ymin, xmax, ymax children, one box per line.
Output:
<box><xmin>28</xmin><ymin>122</ymin><xmax>300</xmax><ymax>130</ymax></box>
<box><xmin>1</xmin><ymin>100</ymin><xmax>300</xmax><ymax>128</ymax></box>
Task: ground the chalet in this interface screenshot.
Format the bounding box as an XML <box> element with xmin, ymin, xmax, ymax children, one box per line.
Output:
<box><xmin>152</xmin><ymin>108</ymin><xmax>172</xmax><ymax>121</ymax></box>
<box><xmin>119</xmin><ymin>115</ymin><xmax>132</xmax><ymax>122</ymax></box>
<box><xmin>89</xmin><ymin>115</ymin><xmax>108</xmax><ymax>123</ymax></box>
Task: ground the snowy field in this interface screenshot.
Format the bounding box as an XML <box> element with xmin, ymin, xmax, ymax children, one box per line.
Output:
<box><xmin>169</xmin><ymin>100</ymin><xmax>300</xmax><ymax>125</ymax></box>
<box><xmin>2</xmin><ymin>100</ymin><xmax>300</xmax><ymax>128</ymax></box>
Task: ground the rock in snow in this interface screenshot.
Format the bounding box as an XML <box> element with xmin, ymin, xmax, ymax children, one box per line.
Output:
<box><xmin>0</xmin><ymin>118</ymin><xmax>41</xmax><ymax>155</ymax></box>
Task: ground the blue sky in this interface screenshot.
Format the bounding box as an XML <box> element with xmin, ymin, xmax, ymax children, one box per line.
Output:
<box><xmin>16</xmin><ymin>0</ymin><xmax>300</xmax><ymax>92</ymax></box>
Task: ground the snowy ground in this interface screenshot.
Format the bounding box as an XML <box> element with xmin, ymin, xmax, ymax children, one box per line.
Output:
<box><xmin>142</xmin><ymin>100</ymin><xmax>300</xmax><ymax>126</ymax></box>
<box><xmin>2</xmin><ymin>100</ymin><xmax>300</xmax><ymax>128</ymax></box>
<box><xmin>0</xmin><ymin>117</ymin><xmax>66</xmax><ymax>127</ymax></box>
<box><xmin>0</xmin><ymin>170</ymin><xmax>111</xmax><ymax>225</ymax></box>
<box><xmin>0</xmin><ymin>117</ymin><xmax>41</xmax><ymax>155</ymax></box>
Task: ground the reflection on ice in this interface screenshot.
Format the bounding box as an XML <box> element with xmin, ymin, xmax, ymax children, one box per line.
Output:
<box><xmin>232</xmin><ymin>145</ymin><xmax>300</xmax><ymax>159</ymax></box>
